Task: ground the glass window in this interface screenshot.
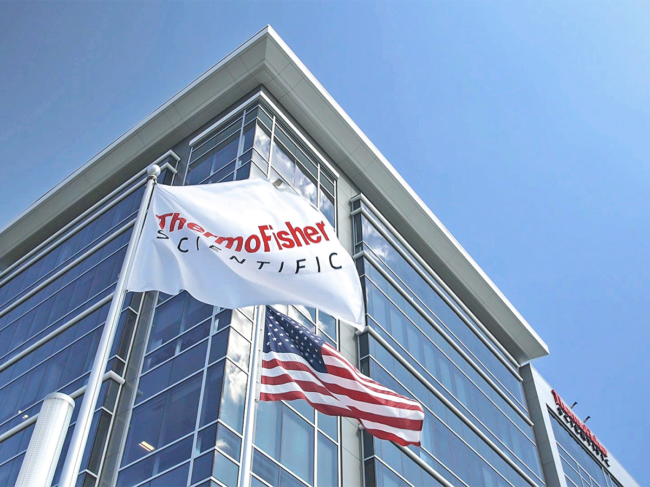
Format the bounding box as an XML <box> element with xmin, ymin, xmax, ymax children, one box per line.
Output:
<box><xmin>254</xmin><ymin>400</ymin><xmax>314</xmax><ymax>485</ymax></box>
<box><xmin>136</xmin><ymin>341</ymin><xmax>207</xmax><ymax>404</ymax></box>
<box><xmin>200</xmin><ymin>362</ymin><xmax>225</xmax><ymax>427</ymax></box>
<box><xmin>271</xmin><ymin>142</ymin><xmax>295</xmax><ymax>184</ymax></box>
<box><xmin>122</xmin><ymin>374</ymin><xmax>202</xmax><ymax>465</ymax></box>
<box><xmin>319</xmin><ymin>191</ymin><xmax>335</xmax><ymax>227</ymax></box>
<box><xmin>317</xmin><ymin>433</ymin><xmax>338</xmax><ymax>487</ymax></box>
<box><xmin>220</xmin><ymin>361</ymin><xmax>248</xmax><ymax>433</ymax></box>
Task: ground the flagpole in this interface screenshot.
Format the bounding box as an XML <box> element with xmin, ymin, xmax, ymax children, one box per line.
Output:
<box><xmin>238</xmin><ymin>305</ymin><xmax>265</xmax><ymax>487</ymax></box>
<box><xmin>58</xmin><ymin>164</ymin><xmax>160</xmax><ymax>487</ymax></box>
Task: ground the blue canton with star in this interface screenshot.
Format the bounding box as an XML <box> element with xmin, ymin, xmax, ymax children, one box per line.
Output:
<box><xmin>264</xmin><ymin>307</ymin><xmax>327</xmax><ymax>373</ymax></box>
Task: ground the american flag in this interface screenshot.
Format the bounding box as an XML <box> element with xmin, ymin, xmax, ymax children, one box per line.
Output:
<box><xmin>260</xmin><ymin>307</ymin><xmax>424</xmax><ymax>446</ymax></box>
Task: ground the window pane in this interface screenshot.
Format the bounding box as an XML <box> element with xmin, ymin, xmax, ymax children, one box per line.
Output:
<box><xmin>253</xmin><ymin>449</ymin><xmax>279</xmax><ymax>487</ymax></box>
<box><xmin>217</xmin><ymin>423</ymin><xmax>242</xmax><ymax>461</ymax></box>
<box><xmin>317</xmin><ymin>433</ymin><xmax>338</xmax><ymax>487</ymax></box>
<box><xmin>295</xmin><ymin>168</ymin><xmax>317</xmax><ymax>205</ymax></box>
<box><xmin>281</xmin><ymin>406</ymin><xmax>313</xmax><ymax>484</ymax></box>
<box><xmin>213</xmin><ymin>451</ymin><xmax>239</xmax><ymax>487</ymax></box>
<box><xmin>150</xmin><ymin>463</ymin><xmax>189</xmax><ymax>487</ymax></box>
<box><xmin>271</xmin><ymin>143</ymin><xmax>294</xmax><ymax>184</ymax></box>
<box><xmin>319</xmin><ymin>191</ymin><xmax>335</xmax><ymax>227</ymax></box>
<box><xmin>255</xmin><ymin>400</ymin><xmax>282</xmax><ymax>460</ymax></box>
<box><xmin>317</xmin><ymin>411</ymin><xmax>338</xmax><ymax>441</ymax></box>
<box><xmin>123</xmin><ymin>374</ymin><xmax>202</xmax><ymax>465</ymax></box>
<box><xmin>254</xmin><ymin>124</ymin><xmax>272</xmax><ymax>160</ymax></box>
<box><xmin>220</xmin><ymin>361</ymin><xmax>247</xmax><ymax>432</ymax></box>
<box><xmin>147</xmin><ymin>295</ymin><xmax>184</xmax><ymax>352</ymax></box>
<box><xmin>200</xmin><ymin>362</ymin><xmax>225</xmax><ymax>426</ymax></box>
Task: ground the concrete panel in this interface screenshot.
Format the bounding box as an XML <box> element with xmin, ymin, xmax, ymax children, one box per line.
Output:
<box><xmin>136</xmin><ymin>112</ymin><xmax>175</xmax><ymax>147</ymax></box>
<box><xmin>239</xmin><ymin>38</ymin><xmax>268</xmax><ymax>71</ymax></box>
<box><xmin>162</xmin><ymin>105</ymin><xmax>183</xmax><ymax>128</ymax></box>
<box><xmin>263</xmin><ymin>38</ymin><xmax>292</xmax><ymax>77</ymax></box>
<box><xmin>226</xmin><ymin>55</ymin><xmax>249</xmax><ymax>82</ymax></box>
<box><xmin>172</xmin><ymin>71</ymin><xmax>235</xmax><ymax>119</ymax></box>
<box><xmin>278</xmin><ymin>63</ymin><xmax>304</xmax><ymax>91</ymax></box>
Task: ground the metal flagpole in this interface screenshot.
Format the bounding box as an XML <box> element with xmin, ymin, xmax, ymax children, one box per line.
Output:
<box><xmin>58</xmin><ymin>164</ymin><xmax>160</xmax><ymax>487</ymax></box>
<box><xmin>238</xmin><ymin>305</ymin><xmax>265</xmax><ymax>487</ymax></box>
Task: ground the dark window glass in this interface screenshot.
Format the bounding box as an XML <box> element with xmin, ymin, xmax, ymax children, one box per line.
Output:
<box><xmin>317</xmin><ymin>433</ymin><xmax>338</xmax><ymax>487</ymax></box>
<box><xmin>147</xmin><ymin>295</ymin><xmax>184</xmax><ymax>352</ymax></box>
<box><xmin>122</xmin><ymin>374</ymin><xmax>202</xmax><ymax>465</ymax></box>
<box><xmin>253</xmin><ymin>450</ymin><xmax>279</xmax><ymax>487</ymax></box>
<box><xmin>271</xmin><ymin>142</ymin><xmax>294</xmax><ymax>184</ymax></box>
<box><xmin>319</xmin><ymin>191</ymin><xmax>335</xmax><ymax>227</ymax></box>
<box><xmin>136</xmin><ymin>341</ymin><xmax>207</xmax><ymax>404</ymax></box>
<box><xmin>191</xmin><ymin>451</ymin><xmax>213</xmax><ymax>484</ymax></box>
<box><xmin>200</xmin><ymin>362</ymin><xmax>225</xmax><ymax>427</ymax></box>
<box><xmin>220</xmin><ymin>361</ymin><xmax>247</xmax><ymax>433</ymax></box>
<box><xmin>217</xmin><ymin>423</ymin><xmax>242</xmax><ymax>461</ymax></box>
<box><xmin>150</xmin><ymin>463</ymin><xmax>189</xmax><ymax>487</ymax></box>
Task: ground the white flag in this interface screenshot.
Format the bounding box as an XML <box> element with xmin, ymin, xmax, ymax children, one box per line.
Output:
<box><xmin>126</xmin><ymin>179</ymin><xmax>364</xmax><ymax>328</ymax></box>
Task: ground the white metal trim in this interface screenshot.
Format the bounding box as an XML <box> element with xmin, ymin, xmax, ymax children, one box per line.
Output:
<box><xmin>0</xmin><ymin>295</ymin><xmax>114</xmax><ymax>372</ymax></box>
<box><xmin>361</xmin><ymin>252</ymin><xmax>532</xmax><ymax>426</ymax></box>
<box><xmin>0</xmin><ymin>158</ymin><xmax>177</xmax><ymax>283</ymax></box>
<box><xmin>189</xmin><ymin>91</ymin><xmax>340</xmax><ymax>180</ymax></box>
<box><xmin>351</xmin><ymin>195</ymin><xmax>520</xmax><ymax>368</ymax></box>
<box><xmin>0</xmin><ymin>221</ymin><xmax>134</xmax><ymax>322</ymax></box>
<box><xmin>363</xmin><ymin>327</ymin><xmax>541</xmax><ymax>487</ymax></box>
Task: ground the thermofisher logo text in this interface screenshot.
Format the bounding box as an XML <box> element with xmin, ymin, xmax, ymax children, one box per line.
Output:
<box><xmin>156</xmin><ymin>212</ymin><xmax>330</xmax><ymax>253</ymax></box>
<box><xmin>154</xmin><ymin>212</ymin><xmax>343</xmax><ymax>274</ymax></box>
<box><xmin>552</xmin><ymin>390</ymin><xmax>609</xmax><ymax>466</ymax></box>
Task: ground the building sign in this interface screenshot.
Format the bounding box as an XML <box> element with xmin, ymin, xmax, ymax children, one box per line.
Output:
<box><xmin>552</xmin><ymin>390</ymin><xmax>610</xmax><ymax>466</ymax></box>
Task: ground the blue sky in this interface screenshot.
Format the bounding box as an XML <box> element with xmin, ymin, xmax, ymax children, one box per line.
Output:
<box><xmin>1</xmin><ymin>1</ymin><xmax>648</xmax><ymax>482</ymax></box>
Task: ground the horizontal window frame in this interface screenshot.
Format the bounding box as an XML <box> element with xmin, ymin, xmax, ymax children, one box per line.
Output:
<box><xmin>252</xmin><ymin>446</ymin><xmax>310</xmax><ymax>487</ymax></box>
<box><xmin>0</xmin><ymin>320</ymin><xmax>104</xmax><ymax>393</ymax></box>
<box><xmin>0</xmin><ymin>287</ymin><xmax>116</xmax><ymax>365</ymax></box>
<box><xmin>361</xmin><ymin>239</ymin><xmax>526</xmax><ymax>410</ymax></box>
<box><xmin>135</xmin><ymin>339</ymin><xmax>211</xmax><ymax>406</ymax></box>
<box><xmin>143</xmin><ymin>316</ymin><xmax>212</xmax><ymax>363</ymax></box>
<box><xmin>360</xmin><ymin>327</ymin><xmax>542</xmax><ymax>487</ymax></box>
<box><xmin>118</xmin><ymin>430</ymin><xmax>195</xmax><ymax>473</ymax></box>
<box><xmin>362</xmin><ymin>263</ymin><xmax>532</xmax><ymax>426</ymax></box>
<box><xmin>351</xmin><ymin>196</ymin><xmax>519</xmax><ymax>370</ymax></box>
<box><xmin>0</xmin><ymin>210</ymin><xmax>138</xmax><ymax>311</ymax></box>
<box><xmin>365</xmin><ymin>311</ymin><xmax>538</xmax><ymax>455</ymax></box>
<box><xmin>0</xmin><ymin>370</ymin><xmax>123</xmax><ymax>438</ymax></box>
<box><xmin>376</xmin><ymin>452</ymin><xmax>463</xmax><ymax>487</ymax></box>
<box><xmin>0</xmin><ymin>294</ymin><xmax>113</xmax><ymax>370</ymax></box>
<box><xmin>366</xmin><ymin>353</ymin><xmax>542</xmax><ymax>486</ymax></box>
<box><xmin>0</xmin><ymin>222</ymin><xmax>133</xmax><ymax>326</ymax></box>
<box><xmin>0</xmin><ymin>158</ymin><xmax>178</xmax><ymax>286</ymax></box>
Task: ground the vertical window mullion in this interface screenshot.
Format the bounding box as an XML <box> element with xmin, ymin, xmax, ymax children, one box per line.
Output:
<box><xmin>268</xmin><ymin>113</ymin><xmax>277</xmax><ymax>179</ymax></box>
<box><xmin>187</xmin><ymin>308</ymin><xmax>216</xmax><ymax>485</ymax></box>
<box><xmin>234</xmin><ymin>113</ymin><xmax>247</xmax><ymax>179</ymax></box>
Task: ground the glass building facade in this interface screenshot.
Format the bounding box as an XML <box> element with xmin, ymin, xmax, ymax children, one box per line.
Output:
<box><xmin>0</xmin><ymin>27</ymin><xmax>639</xmax><ymax>487</ymax></box>
<box><xmin>0</xmin><ymin>166</ymin><xmax>176</xmax><ymax>487</ymax></box>
<box><xmin>550</xmin><ymin>416</ymin><xmax>620</xmax><ymax>487</ymax></box>
<box><xmin>520</xmin><ymin>365</ymin><xmax>637</xmax><ymax>487</ymax></box>
<box><xmin>353</xmin><ymin>200</ymin><xmax>545</xmax><ymax>487</ymax></box>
